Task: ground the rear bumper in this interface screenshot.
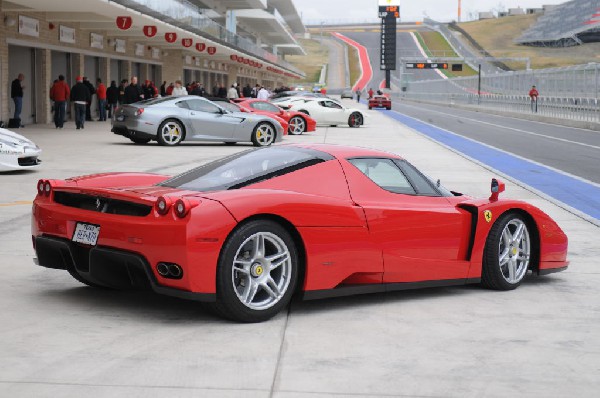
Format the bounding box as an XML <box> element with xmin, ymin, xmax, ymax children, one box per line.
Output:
<box><xmin>111</xmin><ymin>124</ymin><xmax>155</xmax><ymax>140</ymax></box>
<box><xmin>34</xmin><ymin>235</ymin><xmax>215</xmax><ymax>302</ymax></box>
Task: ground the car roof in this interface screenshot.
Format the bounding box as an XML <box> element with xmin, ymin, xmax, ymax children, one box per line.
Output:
<box><xmin>285</xmin><ymin>144</ymin><xmax>403</xmax><ymax>160</ymax></box>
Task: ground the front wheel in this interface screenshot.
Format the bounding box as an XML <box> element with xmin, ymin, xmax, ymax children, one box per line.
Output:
<box><xmin>157</xmin><ymin>119</ymin><xmax>184</xmax><ymax>146</ymax></box>
<box><xmin>288</xmin><ymin>116</ymin><xmax>306</xmax><ymax>135</ymax></box>
<box><xmin>251</xmin><ymin>122</ymin><xmax>276</xmax><ymax>147</ymax></box>
<box><xmin>211</xmin><ymin>220</ymin><xmax>299</xmax><ymax>322</ymax></box>
<box><xmin>348</xmin><ymin>112</ymin><xmax>363</xmax><ymax>128</ymax></box>
<box><xmin>481</xmin><ymin>212</ymin><xmax>532</xmax><ymax>290</ymax></box>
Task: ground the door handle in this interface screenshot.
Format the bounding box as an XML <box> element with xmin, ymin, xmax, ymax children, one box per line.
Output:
<box><xmin>190</xmin><ymin>111</ymin><xmax>196</xmax><ymax>115</ymax></box>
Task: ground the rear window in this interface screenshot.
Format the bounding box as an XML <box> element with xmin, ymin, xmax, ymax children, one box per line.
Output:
<box><xmin>159</xmin><ymin>147</ymin><xmax>333</xmax><ymax>192</ymax></box>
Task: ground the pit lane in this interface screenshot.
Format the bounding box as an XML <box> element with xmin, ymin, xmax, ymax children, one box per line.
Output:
<box><xmin>0</xmin><ymin>104</ymin><xmax>598</xmax><ymax>397</ymax></box>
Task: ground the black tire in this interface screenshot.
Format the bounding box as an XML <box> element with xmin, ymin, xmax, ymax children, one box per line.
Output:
<box><xmin>348</xmin><ymin>112</ymin><xmax>363</xmax><ymax>128</ymax></box>
<box><xmin>251</xmin><ymin>122</ymin><xmax>276</xmax><ymax>147</ymax></box>
<box><xmin>481</xmin><ymin>212</ymin><xmax>533</xmax><ymax>291</ymax></box>
<box><xmin>157</xmin><ymin>119</ymin><xmax>184</xmax><ymax>146</ymax></box>
<box><xmin>209</xmin><ymin>220</ymin><xmax>299</xmax><ymax>323</ymax></box>
<box><xmin>386</xmin><ymin>107</ymin><xmax>391</xmax><ymax>110</ymax></box>
<box><xmin>130</xmin><ymin>137</ymin><xmax>151</xmax><ymax>144</ymax></box>
<box><xmin>368</xmin><ymin>106</ymin><xmax>372</xmax><ymax>110</ymax></box>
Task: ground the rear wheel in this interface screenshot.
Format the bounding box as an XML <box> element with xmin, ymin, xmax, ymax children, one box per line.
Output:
<box><xmin>288</xmin><ymin>116</ymin><xmax>306</xmax><ymax>135</ymax></box>
<box><xmin>348</xmin><ymin>112</ymin><xmax>363</xmax><ymax>128</ymax></box>
<box><xmin>251</xmin><ymin>122</ymin><xmax>276</xmax><ymax>147</ymax></box>
<box><xmin>157</xmin><ymin>119</ymin><xmax>184</xmax><ymax>146</ymax></box>
<box><xmin>210</xmin><ymin>220</ymin><xmax>298</xmax><ymax>322</ymax></box>
<box><xmin>130</xmin><ymin>137</ymin><xmax>151</xmax><ymax>144</ymax></box>
<box><xmin>386</xmin><ymin>106</ymin><xmax>391</xmax><ymax>110</ymax></box>
<box><xmin>482</xmin><ymin>212</ymin><xmax>532</xmax><ymax>290</ymax></box>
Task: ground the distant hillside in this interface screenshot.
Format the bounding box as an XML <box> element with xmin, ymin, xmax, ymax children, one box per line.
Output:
<box><xmin>458</xmin><ymin>14</ymin><xmax>600</xmax><ymax>69</ymax></box>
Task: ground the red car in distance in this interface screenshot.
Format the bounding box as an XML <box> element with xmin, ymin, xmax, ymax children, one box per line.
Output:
<box><xmin>234</xmin><ymin>99</ymin><xmax>317</xmax><ymax>135</ymax></box>
<box><xmin>207</xmin><ymin>97</ymin><xmax>289</xmax><ymax>135</ymax></box>
<box><xmin>368</xmin><ymin>95</ymin><xmax>392</xmax><ymax>110</ymax></box>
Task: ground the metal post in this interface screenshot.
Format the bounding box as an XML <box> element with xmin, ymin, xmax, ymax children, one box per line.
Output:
<box><xmin>386</xmin><ymin>70</ymin><xmax>391</xmax><ymax>89</ymax></box>
<box><xmin>477</xmin><ymin>64</ymin><xmax>481</xmax><ymax>104</ymax></box>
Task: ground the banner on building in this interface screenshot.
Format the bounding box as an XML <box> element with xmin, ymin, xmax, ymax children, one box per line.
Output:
<box><xmin>115</xmin><ymin>39</ymin><xmax>126</xmax><ymax>53</ymax></box>
<box><xmin>59</xmin><ymin>25</ymin><xmax>75</xmax><ymax>44</ymax></box>
<box><xmin>90</xmin><ymin>33</ymin><xmax>104</xmax><ymax>49</ymax></box>
<box><xmin>135</xmin><ymin>43</ymin><xmax>145</xmax><ymax>56</ymax></box>
<box><xmin>19</xmin><ymin>15</ymin><xmax>39</xmax><ymax>37</ymax></box>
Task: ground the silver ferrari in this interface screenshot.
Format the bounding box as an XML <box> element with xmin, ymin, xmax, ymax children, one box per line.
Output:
<box><xmin>111</xmin><ymin>96</ymin><xmax>284</xmax><ymax>146</ymax></box>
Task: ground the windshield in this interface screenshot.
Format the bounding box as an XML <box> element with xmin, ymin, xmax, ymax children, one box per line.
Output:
<box><xmin>159</xmin><ymin>147</ymin><xmax>333</xmax><ymax>192</ymax></box>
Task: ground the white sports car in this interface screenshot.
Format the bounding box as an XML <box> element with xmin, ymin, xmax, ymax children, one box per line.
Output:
<box><xmin>274</xmin><ymin>97</ymin><xmax>366</xmax><ymax>128</ymax></box>
<box><xmin>0</xmin><ymin>128</ymin><xmax>42</xmax><ymax>171</ymax></box>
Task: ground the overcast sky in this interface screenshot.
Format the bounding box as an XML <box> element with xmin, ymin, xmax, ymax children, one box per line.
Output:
<box><xmin>293</xmin><ymin>0</ymin><xmax>567</xmax><ymax>23</ymax></box>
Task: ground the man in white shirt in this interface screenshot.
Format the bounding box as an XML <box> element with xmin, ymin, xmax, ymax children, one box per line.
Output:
<box><xmin>257</xmin><ymin>86</ymin><xmax>270</xmax><ymax>100</ymax></box>
<box><xmin>172</xmin><ymin>80</ymin><xmax>188</xmax><ymax>96</ymax></box>
<box><xmin>227</xmin><ymin>84</ymin><xmax>239</xmax><ymax>99</ymax></box>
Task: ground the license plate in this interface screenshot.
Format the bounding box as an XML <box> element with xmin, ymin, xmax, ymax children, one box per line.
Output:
<box><xmin>72</xmin><ymin>222</ymin><xmax>100</xmax><ymax>246</ymax></box>
<box><xmin>116</xmin><ymin>115</ymin><xmax>125</xmax><ymax>122</ymax></box>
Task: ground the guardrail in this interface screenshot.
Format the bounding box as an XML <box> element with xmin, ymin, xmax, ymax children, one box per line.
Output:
<box><xmin>398</xmin><ymin>91</ymin><xmax>600</xmax><ymax>123</ymax></box>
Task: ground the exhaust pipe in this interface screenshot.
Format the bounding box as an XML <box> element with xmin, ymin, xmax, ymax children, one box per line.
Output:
<box><xmin>156</xmin><ymin>262</ymin><xmax>183</xmax><ymax>279</ymax></box>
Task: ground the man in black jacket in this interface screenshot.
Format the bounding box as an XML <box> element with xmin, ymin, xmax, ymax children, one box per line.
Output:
<box><xmin>106</xmin><ymin>81</ymin><xmax>119</xmax><ymax>119</ymax></box>
<box><xmin>82</xmin><ymin>77</ymin><xmax>96</xmax><ymax>121</ymax></box>
<box><xmin>190</xmin><ymin>83</ymin><xmax>206</xmax><ymax>97</ymax></box>
<box><xmin>123</xmin><ymin>76</ymin><xmax>144</xmax><ymax>104</ymax></box>
<box><xmin>242</xmin><ymin>84</ymin><xmax>252</xmax><ymax>98</ymax></box>
<box><xmin>11</xmin><ymin>73</ymin><xmax>25</xmax><ymax>126</ymax></box>
<box><xmin>71</xmin><ymin>76</ymin><xmax>91</xmax><ymax>130</ymax></box>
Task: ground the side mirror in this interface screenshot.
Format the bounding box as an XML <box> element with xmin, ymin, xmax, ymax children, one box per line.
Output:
<box><xmin>489</xmin><ymin>178</ymin><xmax>505</xmax><ymax>202</ymax></box>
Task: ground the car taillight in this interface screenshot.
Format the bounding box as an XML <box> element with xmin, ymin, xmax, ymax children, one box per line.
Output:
<box><xmin>134</xmin><ymin>108</ymin><xmax>144</xmax><ymax>116</ymax></box>
<box><xmin>43</xmin><ymin>181</ymin><xmax>52</xmax><ymax>197</ymax></box>
<box><xmin>155</xmin><ymin>196</ymin><xmax>172</xmax><ymax>216</ymax></box>
<box><xmin>174</xmin><ymin>199</ymin><xmax>188</xmax><ymax>218</ymax></box>
<box><xmin>37</xmin><ymin>179</ymin><xmax>45</xmax><ymax>196</ymax></box>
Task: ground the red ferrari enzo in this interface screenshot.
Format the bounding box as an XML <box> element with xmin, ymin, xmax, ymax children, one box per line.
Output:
<box><xmin>234</xmin><ymin>99</ymin><xmax>317</xmax><ymax>136</ymax></box>
<box><xmin>32</xmin><ymin>145</ymin><xmax>568</xmax><ymax>322</ymax></box>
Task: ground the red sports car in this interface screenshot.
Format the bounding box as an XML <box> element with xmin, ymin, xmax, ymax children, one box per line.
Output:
<box><xmin>368</xmin><ymin>95</ymin><xmax>392</xmax><ymax>110</ymax></box>
<box><xmin>234</xmin><ymin>99</ymin><xmax>317</xmax><ymax>135</ymax></box>
<box><xmin>32</xmin><ymin>145</ymin><xmax>568</xmax><ymax>322</ymax></box>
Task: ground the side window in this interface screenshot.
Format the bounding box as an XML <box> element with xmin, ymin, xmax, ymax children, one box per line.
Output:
<box><xmin>328</xmin><ymin>101</ymin><xmax>343</xmax><ymax>109</ymax></box>
<box><xmin>175</xmin><ymin>101</ymin><xmax>189</xmax><ymax>109</ymax></box>
<box><xmin>318</xmin><ymin>101</ymin><xmax>328</xmax><ymax>108</ymax></box>
<box><xmin>395</xmin><ymin>160</ymin><xmax>441</xmax><ymax>196</ymax></box>
<box><xmin>348</xmin><ymin>158</ymin><xmax>416</xmax><ymax>195</ymax></box>
<box><xmin>186</xmin><ymin>99</ymin><xmax>221</xmax><ymax>113</ymax></box>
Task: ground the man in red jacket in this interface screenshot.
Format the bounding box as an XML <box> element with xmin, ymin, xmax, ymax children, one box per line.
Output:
<box><xmin>50</xmin><ymin>75</ymin><xmax>70</xmax><ymax>129</ymax></box>
<box><xmin>529</xmin><ymin>85</ymin><xmax>539</xmax><ymax>113</ymax></box>
<box><xmin>96</xmin><ymin>78</ymin><xmax>107</xmax><ymax>121</ymax></box>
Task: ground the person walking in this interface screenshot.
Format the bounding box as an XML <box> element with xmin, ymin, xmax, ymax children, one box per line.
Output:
<box><xmin>124</xmin><ymin>76</ymin><xmax>144</xmax><ymax>104</ymax></box>
<box><xmin>217</xmin><ymin>83</ymin><xmax>227</xmax><ymax>98</ymax></box>
<box><xmin>171</xmin><ymin>80</ymin><xmax>188</xmax><ymax>96</ymax></box>
<box><xmin>11</xmin><ymin>73</ymin><xmax>25</xmax><ymax>127</ymax></box>
<box><xmin>70</xmin><ymin>76</ymin><xmax>91</xmax><ymax>130</ymax></box>
<box><xmin>190</xmin><ymin>83</ymin><xmax>206</xmax><ymax>97</ymax></box>
<box><xmin>82</xmin><ymin>77</ymin><xmax>96</xmax><ymax>121</ymax></box>
<box><xmin>49</xmin><ymin>75</ymin><xmax>70</xmax><ymax>129</ymax></box>
<box><xmin>227</xmin><ymin>84</ymin><xmax>239</xmax><ymax>100</ymax></box>
<box><xmin>368</xmin><ymin>88</ymin><xmax>374</xmax><ymax>99</ymax></box>
<box><xmin>118</xmin><ymin>79</ymin><xmax>127</xmax><ymax>104</ymax></box>
<box><xmin>106</xmin><ymin>81</ymin><xmax>119</xmax><ymax>119</ymax></box>
<box><xmin>160</xmin><ymin>81</ymin><xmax>167</xmax><ymax>97</ymax></box>
<box><xmin>96</xmin><ymin>78</ymin><xmax>107</xmax><ymax>121</ymax></box>
<box><xmin>355</xmin><ymin>87</ymin><xmax>362</xmax><ymax>103</ymax></box>
<box><xmin>529</xmin><ymin>85</ymin><xmax>539</xmax><ymax>113</ymax></box>
<box><xmin>251</xmin><ymin>84</ymin><xmax>260</xmax><ymax>98</ymax></box>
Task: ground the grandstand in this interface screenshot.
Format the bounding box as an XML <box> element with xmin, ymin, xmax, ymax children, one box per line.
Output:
<box><xmin>516</xmin><ymin>0</ymin><xmax>600</xmax><ymax>47</ymax></box>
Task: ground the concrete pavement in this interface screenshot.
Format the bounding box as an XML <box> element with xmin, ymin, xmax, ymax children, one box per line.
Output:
<box><xmin>0</xmin><ymin>105</ymin><xmax>598</xmax><ymax>397</ymax></box>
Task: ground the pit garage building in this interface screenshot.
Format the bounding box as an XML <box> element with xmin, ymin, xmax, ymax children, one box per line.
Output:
<box><xmin>0</xmin><ymin>0</ymin><xmax>306</xmax><ymax>125</ymax></box>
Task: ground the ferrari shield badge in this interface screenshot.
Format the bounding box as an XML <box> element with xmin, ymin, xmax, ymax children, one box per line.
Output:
<box><xmin>484</xmin><ymin>210</ymin><xmax>493</xmax><ymax>223</ymax></box>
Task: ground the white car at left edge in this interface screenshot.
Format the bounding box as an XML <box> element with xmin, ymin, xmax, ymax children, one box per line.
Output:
<box><xmin>0</xmin><ymin>128</ymin><xmax>42</xmax><ymax>172</ymax></box>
